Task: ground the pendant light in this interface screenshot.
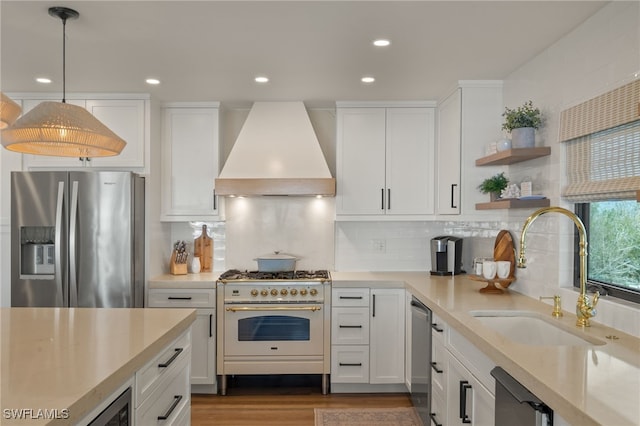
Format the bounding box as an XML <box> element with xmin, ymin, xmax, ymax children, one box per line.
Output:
<box><xmin>1</xmin><ymin>7</ymin><xmax>126</xmax><ymax>157</ymax></box>
<box><xmin>0</xmin><ymin>92</ymin><xmax>22</xmax><ymax>129</ymax></box>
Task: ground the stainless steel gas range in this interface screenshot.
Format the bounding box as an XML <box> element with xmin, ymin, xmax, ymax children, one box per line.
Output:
<box><xmin>216</xmin><ymin>269</ymin><xmax>332</xmax><ymax>395</ymax></box>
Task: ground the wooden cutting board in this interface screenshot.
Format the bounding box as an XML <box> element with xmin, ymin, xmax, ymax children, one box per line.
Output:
<box><xmin>194</xmin><ymin>224</ymin><xmax>213</xmax><ymax>272</ymax></box>
<box><xmin>493</xmin><ymin>229</ymin><xmax>516</xmax><ymax>278</ymax></box>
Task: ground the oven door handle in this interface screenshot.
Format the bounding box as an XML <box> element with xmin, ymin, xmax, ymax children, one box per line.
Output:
<box><xmin>225</xmin><ymin>306</ymin><xmax>322</xmax><ymax>312</ymax></box>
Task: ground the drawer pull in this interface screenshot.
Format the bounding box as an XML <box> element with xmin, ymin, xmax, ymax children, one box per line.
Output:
<box><xmin>339</xmin><ymin>296</ymin><xmax>363</xmax><ymax>300</ymax></box>
<box><xmin>339</xmin><ymin>325</ymin><xmax>363</xmax><ymax>328</ymax></box>
<box><xmin>459</xmin><ymin>380</ymin><xmax>472</xmax><ymax>424</ymax></box>
<box><xmin>430</xmin><ymin>361</ymin><xmax>443</xmax><ymax>374</ymax></box>
<box><xmin>157</xmin><ymin>395</ymin><xmax>183</xmax><ymax>421</ymax></box>
<box><xmin>158</xmin><ymin>348</ymin><xmax>183</xmax><ymax>368</ymax></box>
<box><xmin>167</xmin><ymin>296</ymin><xmax>192</xmax><ymax>300</ymax></box>
<box><xmin>339</xmin><ymin>362</ymin><xmax>362</xmax><ymax>367</ymax></box>
<box><xmin>431</xmin><ymin>323</ymin><xmax>444</xmax><ymax>333</ymax></box>
<box><xmin>430</xmin><ymin>412</ymin><xmax>443</xmax><ymax>426</ymax></box>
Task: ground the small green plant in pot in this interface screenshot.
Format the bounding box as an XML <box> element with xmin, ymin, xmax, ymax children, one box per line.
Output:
<box><xmin>478</xmin><ymin>172</ymin><xmax>508</xmax><ymax>201</ymax></box>
<box><xmin>502</xmin><ymin>100</ymin><xmax>542</xmax><ymax>148</ymax></box>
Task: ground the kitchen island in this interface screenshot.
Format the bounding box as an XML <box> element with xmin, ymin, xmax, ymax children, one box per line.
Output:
<box><xmin>0</xmin><ymin>307</ymin><xmax>195</xmax><ymax>425</ymax></box>
<box><xmin>332</xmin><ymin>272</ymin><xmax>640</xmax><ymax>426</ymax></box>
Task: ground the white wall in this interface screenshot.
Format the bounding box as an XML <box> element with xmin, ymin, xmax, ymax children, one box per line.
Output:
<box><xmin>500</xmin><ymin>1</ymin><xmax>640</xmax><ymax>336</ymax></box>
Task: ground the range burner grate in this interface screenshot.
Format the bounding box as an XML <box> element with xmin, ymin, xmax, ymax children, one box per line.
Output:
<box><xmin>219</xmin><ymin>269</ymin><xmax>330</xmax><ymax>281</ymax></box>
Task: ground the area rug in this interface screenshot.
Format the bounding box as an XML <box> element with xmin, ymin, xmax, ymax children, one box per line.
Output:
<box><xmin>314</xmin><ymin>407</ymin><xmax>422</xmax><ymax>426</ymax></box>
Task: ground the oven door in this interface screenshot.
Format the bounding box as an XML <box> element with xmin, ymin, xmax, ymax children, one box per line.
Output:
<box><xmin>224</xmin><ymin>304</ymin><xmax>324</xmax><ymax>357</ymax></box>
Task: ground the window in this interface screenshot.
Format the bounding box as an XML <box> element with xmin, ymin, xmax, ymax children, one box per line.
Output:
<box><xmin>560</xmin><ymin>80</ymin><xmax>640</xmax><ymax>304</ymax></box>
<box><xmin>576</xmin><ymin>201</ymin><xmax>640</xmax><ymax>303</ymax></box>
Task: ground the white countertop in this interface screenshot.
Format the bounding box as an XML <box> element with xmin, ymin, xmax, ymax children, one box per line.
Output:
<box><xmin>0</xmin><ymin>308</ymin><xmax>196</xmax><ymax>425</ymax></box>
<box><xmin>334</xmin><ymin>271</ymin><xmax>640</xmax><ymax>426</ymax></box>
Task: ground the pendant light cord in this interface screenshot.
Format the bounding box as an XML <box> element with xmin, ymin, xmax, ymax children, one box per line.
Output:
<box><xmin>61</xmin><ymin>15</ymin><xmax>67</xmax><ymax>103</ymax></box>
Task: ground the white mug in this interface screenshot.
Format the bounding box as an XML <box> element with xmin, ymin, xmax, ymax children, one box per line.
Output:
<box><xmin>496</xmin><ymin>261</ymin><xmax>511</xmax><ymax>279</ymax></box>
<box><xmin>482</xmin><ymin>260</ymin><xmax>497</xmax><ymax>280</ymax></box>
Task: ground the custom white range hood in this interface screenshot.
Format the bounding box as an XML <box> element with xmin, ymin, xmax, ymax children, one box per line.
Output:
<box><xmin>215</xmin><ymin>102</ymin><xmax>335</xmax><ymax>196</ymax></box>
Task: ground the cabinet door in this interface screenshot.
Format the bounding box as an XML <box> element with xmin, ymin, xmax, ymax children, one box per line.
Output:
<box><xmin>88</xmin><ymin>99</ymin><xmax>147</xmax><ymax>169</ymax></box>
<box><xmin>161</xmin><ymin>106</ymin><xmax>221</xmax><ymax>221</ymax></box>
<box><xmin>437</xmin><ymin>89</ymin><xmax>462</xmax><ymax>214</ymax></box>
<box><xmin>21</xmin><ymin>99</ymin><xmax>89</xmax><ymax>169</ymax></box>
<box><xmin>191</xmin><ymin>308</ymin><xmax>216</xmax><ymax>385</ymax></box>
<box><xmin>446</xmin><ymin>353</ymin><xmax>495</xmax><ymax>426</ymax></box>
<box><xmin>336</xmin><ymin>108</ymin><xmax>386</xmax><ymax>215</ymax></box>
<box><xmin>386</xmin><ymin>108</ymin><xmax>435</xmax><ymax>215</ymax></box>
<box><xmin>369</xmin><ymin>288</ymin><xmax>405</xmax><ymax>384</ymax></box>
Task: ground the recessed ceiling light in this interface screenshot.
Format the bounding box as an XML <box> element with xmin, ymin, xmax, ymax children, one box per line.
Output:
<box><xmin>255</xmin><ymin>76</ymin><xmax>269</xmax><ymax>83</ymax></box>
<box><xmin>145</xmin><ymin>78</ymin><xmax>160</xmax><ymax>85</ymax></box>
<box><xmin>361</xmin><ymin>76</ymin><xmax>375</xmax><ymax>84</ymax></box>
<box><xmin>36</xmin><ymin>77</ymin><xmax>52</xmax><ymax>84</ymax></box>
<box><xmin>373</xmin><ymin>39</ymin><xmax>391</xmax><ymax>47</ymax></box>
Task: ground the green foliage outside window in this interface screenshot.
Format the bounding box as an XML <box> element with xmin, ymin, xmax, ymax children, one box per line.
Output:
<box><xmin>587</xmin><ymin>201</ymin><xmax>640</xmax><ymax>291</ymax></box>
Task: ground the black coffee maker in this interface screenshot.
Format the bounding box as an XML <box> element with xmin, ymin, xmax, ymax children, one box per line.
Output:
<box><xmin>430</xmin><ymin>236</ymin><xmax>464</xmax><ymax>275</ymax></box>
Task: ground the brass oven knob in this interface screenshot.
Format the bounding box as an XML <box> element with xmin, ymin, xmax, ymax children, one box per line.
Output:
<box><xmin>280</xmin><ymin>289</ymin><xmax>288</xmax><ymax>296</ymax></box>
<box><xmin>261</xmin><ymin>289</ymin><xmax>268</xmax><ymax>297</ymax></box>
<box><xmin>271</xmin><ymin>289</ymin><xmax>278</xmax><ymax>296</ymax></box>
<box><xmin>300</xmin><ymin>289</ymin><xmax>308</xmax><ymax>296</ymax></box>
<box><xmin>250</xmin><ymin>289</ymin><xmax>259</xmax><ymax>297</ymax></box>
<box><xmin>290</xmin><ymin>289</ymin><xmax>298</xmax><ymax>296</ymax></box>
<box><xmin>310</xmin><ymin>288</ymin><xmax>318</xmax><ymax>296</ymax></box>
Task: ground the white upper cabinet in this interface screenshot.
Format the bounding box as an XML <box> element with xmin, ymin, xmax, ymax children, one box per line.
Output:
<box><xmin>336</xmin><ymin>102</ymin><xmax>436</xmax><ymax>219</ymax></box>
<box><xmin>435</xmin><ymin>81</ymin><xmax>503</xmax><ymax>217</ymax></box>
<box><xmin>86</xmin><ymin>99</ymin><xmax>148</xmax><ymax>170</ymax></box>
<box><xmin>436</xmin><ymin>88</ymin><xmax>462</xmax><ymax>214</ymax></box>
<box><xmin>160</xmin><ymin>102</ymin><xmax>222</xmax><ymax>221</ymax></box>
<box><xmin>16</xmin><ymin>94</ymin><xmax>150</xmax><ymax>172</ymax></box>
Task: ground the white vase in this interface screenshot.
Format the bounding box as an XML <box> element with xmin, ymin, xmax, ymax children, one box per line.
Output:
<box><xmin>511</xmin><ymin>127</ymin><xmax>535</xmax><ymax>148</ymax></box>
<box><xmin>191</xmin><ymin>257</ymin><xmax>201</xmax><ymax>274</ymax></box>
<box><xmin>496</xmin><ymin>138</ymin><xmax>512</xmax><ymax>151</ymax></box>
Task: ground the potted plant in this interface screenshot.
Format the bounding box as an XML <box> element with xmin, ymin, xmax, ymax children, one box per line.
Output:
<box><xmin>501</xmin><ymin>100</ymin><xmax>542</xmax><ymax>148</ymax></box>
<box><xmin>478</xmin><ymin>172</ymin><xmax>508</xmax><ymax>201</ymax></box>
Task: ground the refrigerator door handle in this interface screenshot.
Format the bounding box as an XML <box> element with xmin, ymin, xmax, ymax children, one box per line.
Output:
<box><xmin>54</xmin><ymin>181</ymin><xmax>66</xmax><ymax>307</ymax></box>
<box><xmin>69</xmin><ymin>180</ymin><xmax>79</xmax><ymax>307</ymax></box>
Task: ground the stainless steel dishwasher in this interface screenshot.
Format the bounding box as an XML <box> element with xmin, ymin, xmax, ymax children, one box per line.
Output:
<box><xmin>491</xmin><ymin>367</ymin><xmax>554</xmax><ymax>426</ymax></box>
<box><xmin>410</xmin><ymin>296</ymin><xmax>432</xmax><ymax>425</ymax></box>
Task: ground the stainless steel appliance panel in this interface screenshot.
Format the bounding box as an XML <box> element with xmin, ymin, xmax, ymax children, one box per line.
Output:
<box><xmin>491</xmin><ymin>366</ymin><xmax>553</xmax><ymax>426</ymax></box>
<box><xmin>410</xmin><ymin>296</ymin><xmax>432</xmax><ymax>425</ymax></box>
<box><xmin>11</xmin><ymin>171</ymin><xmax>144</xmax><ymax>308</ymax></box>
<box><xmin>11</xmin><ymin>171</ymin><xmax>69</xmax><ymax>307</ymax></box>
<box><xmin>70</xmin><ymin>172</ymin><xmax>142</xmax><ymax>307</ymax></box>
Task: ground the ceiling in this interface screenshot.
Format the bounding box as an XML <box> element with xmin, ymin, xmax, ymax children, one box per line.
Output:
<box><xmin>1</xmin><ymin>1</ymin><xmax>608</xmax><ymax>107</ymax></box>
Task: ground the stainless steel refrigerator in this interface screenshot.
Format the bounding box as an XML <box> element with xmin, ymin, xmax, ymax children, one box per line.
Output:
<box><xmin>11</xmin><ymin>171</ymin><xmax>144</xmax><ymax>308</ymax></box>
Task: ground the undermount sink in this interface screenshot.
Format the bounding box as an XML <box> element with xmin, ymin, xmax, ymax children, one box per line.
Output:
<box><xmin>469</xmin><ymin>310</ymin><xmax>606</xmax><ymax>347</ymax></box>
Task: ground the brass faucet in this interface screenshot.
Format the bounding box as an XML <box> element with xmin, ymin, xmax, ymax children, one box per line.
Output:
<box><xmin>517</xmin><ymin>206</ymin><xmax>599</xmax><ymax>327</ymax></box>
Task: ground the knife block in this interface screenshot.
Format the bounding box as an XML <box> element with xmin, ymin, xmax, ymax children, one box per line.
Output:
<box><xmin>169</xmin><ymin>251</ymin><xmax>187</xmax><ymax>275</ymax></box>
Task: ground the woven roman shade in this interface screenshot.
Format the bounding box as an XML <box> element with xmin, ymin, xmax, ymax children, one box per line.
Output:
<box><xmin>561</xmin><ymin>79</ymin><xmax>640</xmax><ymax>202</ymax></box>
<box><xmin>559</xmin><ymin>79</ymin><xmax>640</xmax><ymax>142</ymax></box>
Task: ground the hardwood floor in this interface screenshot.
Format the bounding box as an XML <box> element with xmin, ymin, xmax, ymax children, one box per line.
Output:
<box><xmin>191</xmin><ymin>375</ymin><xmax>413</xmax><ymax>426</ymax></box>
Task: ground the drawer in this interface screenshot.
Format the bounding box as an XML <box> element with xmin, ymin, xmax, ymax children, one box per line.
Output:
<box><xmin>446</xmin><ymin>327</ymin><xmax>495</xmax><ymax>393</ymax></box>
<box><xmin>430</xmin><ymin>390</ymin><xmax>446</xmax><ymax>426</ymax></box>
<box><xmin>430</xmin><ymin>312</ymin><xmax>447</xmax><ymax>342</ymax></box>
<box><xmin>431</xmin><ymin>339</ymin><xmax>446</xmax><ymax>393</ymax></box>
<box><xmin>136</xmin><ymin>330</ymin><xmax>191</xmax><ymax>406</ymax></box>
<box><xmin>148</xmin><ymin>289</ymin><xmax>215</xmax><ymax>308</ymax></box>
<box><xmin>332</xmin><ymin>288</ymin><xmax>370</xmax><ymax>307</ymax></box>
<box><xmin>136</xmin><ymin>358</ymin><xmax>190</xmax><ymax>425</ymax></box>
<box><xmin>331</xmin><ymin>307</ymin><xmax>369</xmax><ymax>345</ymax></box>
<box><xmin>331</xmin><ymin>345</ymin><xmax>369</xmax><ymax>383</ymax></box>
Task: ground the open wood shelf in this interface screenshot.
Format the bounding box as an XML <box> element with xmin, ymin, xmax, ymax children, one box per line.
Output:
<box><xmin>475</xmin><ymin>198</ymin><xmax>550</xmax><ymax>210</ymax></box>
<box><xmin>475</xmin><ymin>147</ymin><xmax>551</xmax><ymax>166</ymax></box>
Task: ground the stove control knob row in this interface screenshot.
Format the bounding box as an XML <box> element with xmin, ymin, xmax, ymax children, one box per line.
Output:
<box><xmin>260</xmin><ymin>289</ymin><xmax>268</xmax><ymax>297</ymax></box>
<box><xmin>310</xmin><ymin>288</ymin><xmax>318</xmax><ymax>296</ymax></box>
<box><xmin>290</xmin><ymin>289</ymin><xmax>298</xmax><ymax>296</ymax></box>
<box><xmin>271</xmin><ymin>289</ymin><xmax>279</xmax><ymax>296</ymax></box>
<box><xmin>300</xmin><ymin>289</ymin><xmax>308</xmax><ymax>296</ymax></box>
<box><xmin>251</xmin><ymin>289</ymin><xmax>259</xmax><ymax>297</ymax></box>
<box><xmin>280</xmin><ymin>289</ymin><xmax>288</xmax><ymax>296</ymax></box>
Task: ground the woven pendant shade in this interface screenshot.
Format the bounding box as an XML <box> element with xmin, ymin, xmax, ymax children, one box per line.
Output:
<box><xmin>0</xmin><ymin>92</ymin><xmax>22</xmax><ymax>129</ymax></box>
<box><xmin>1</xmin><ymin>101</ymin><xmax>126</xmax><ymax>157</ymax></box>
